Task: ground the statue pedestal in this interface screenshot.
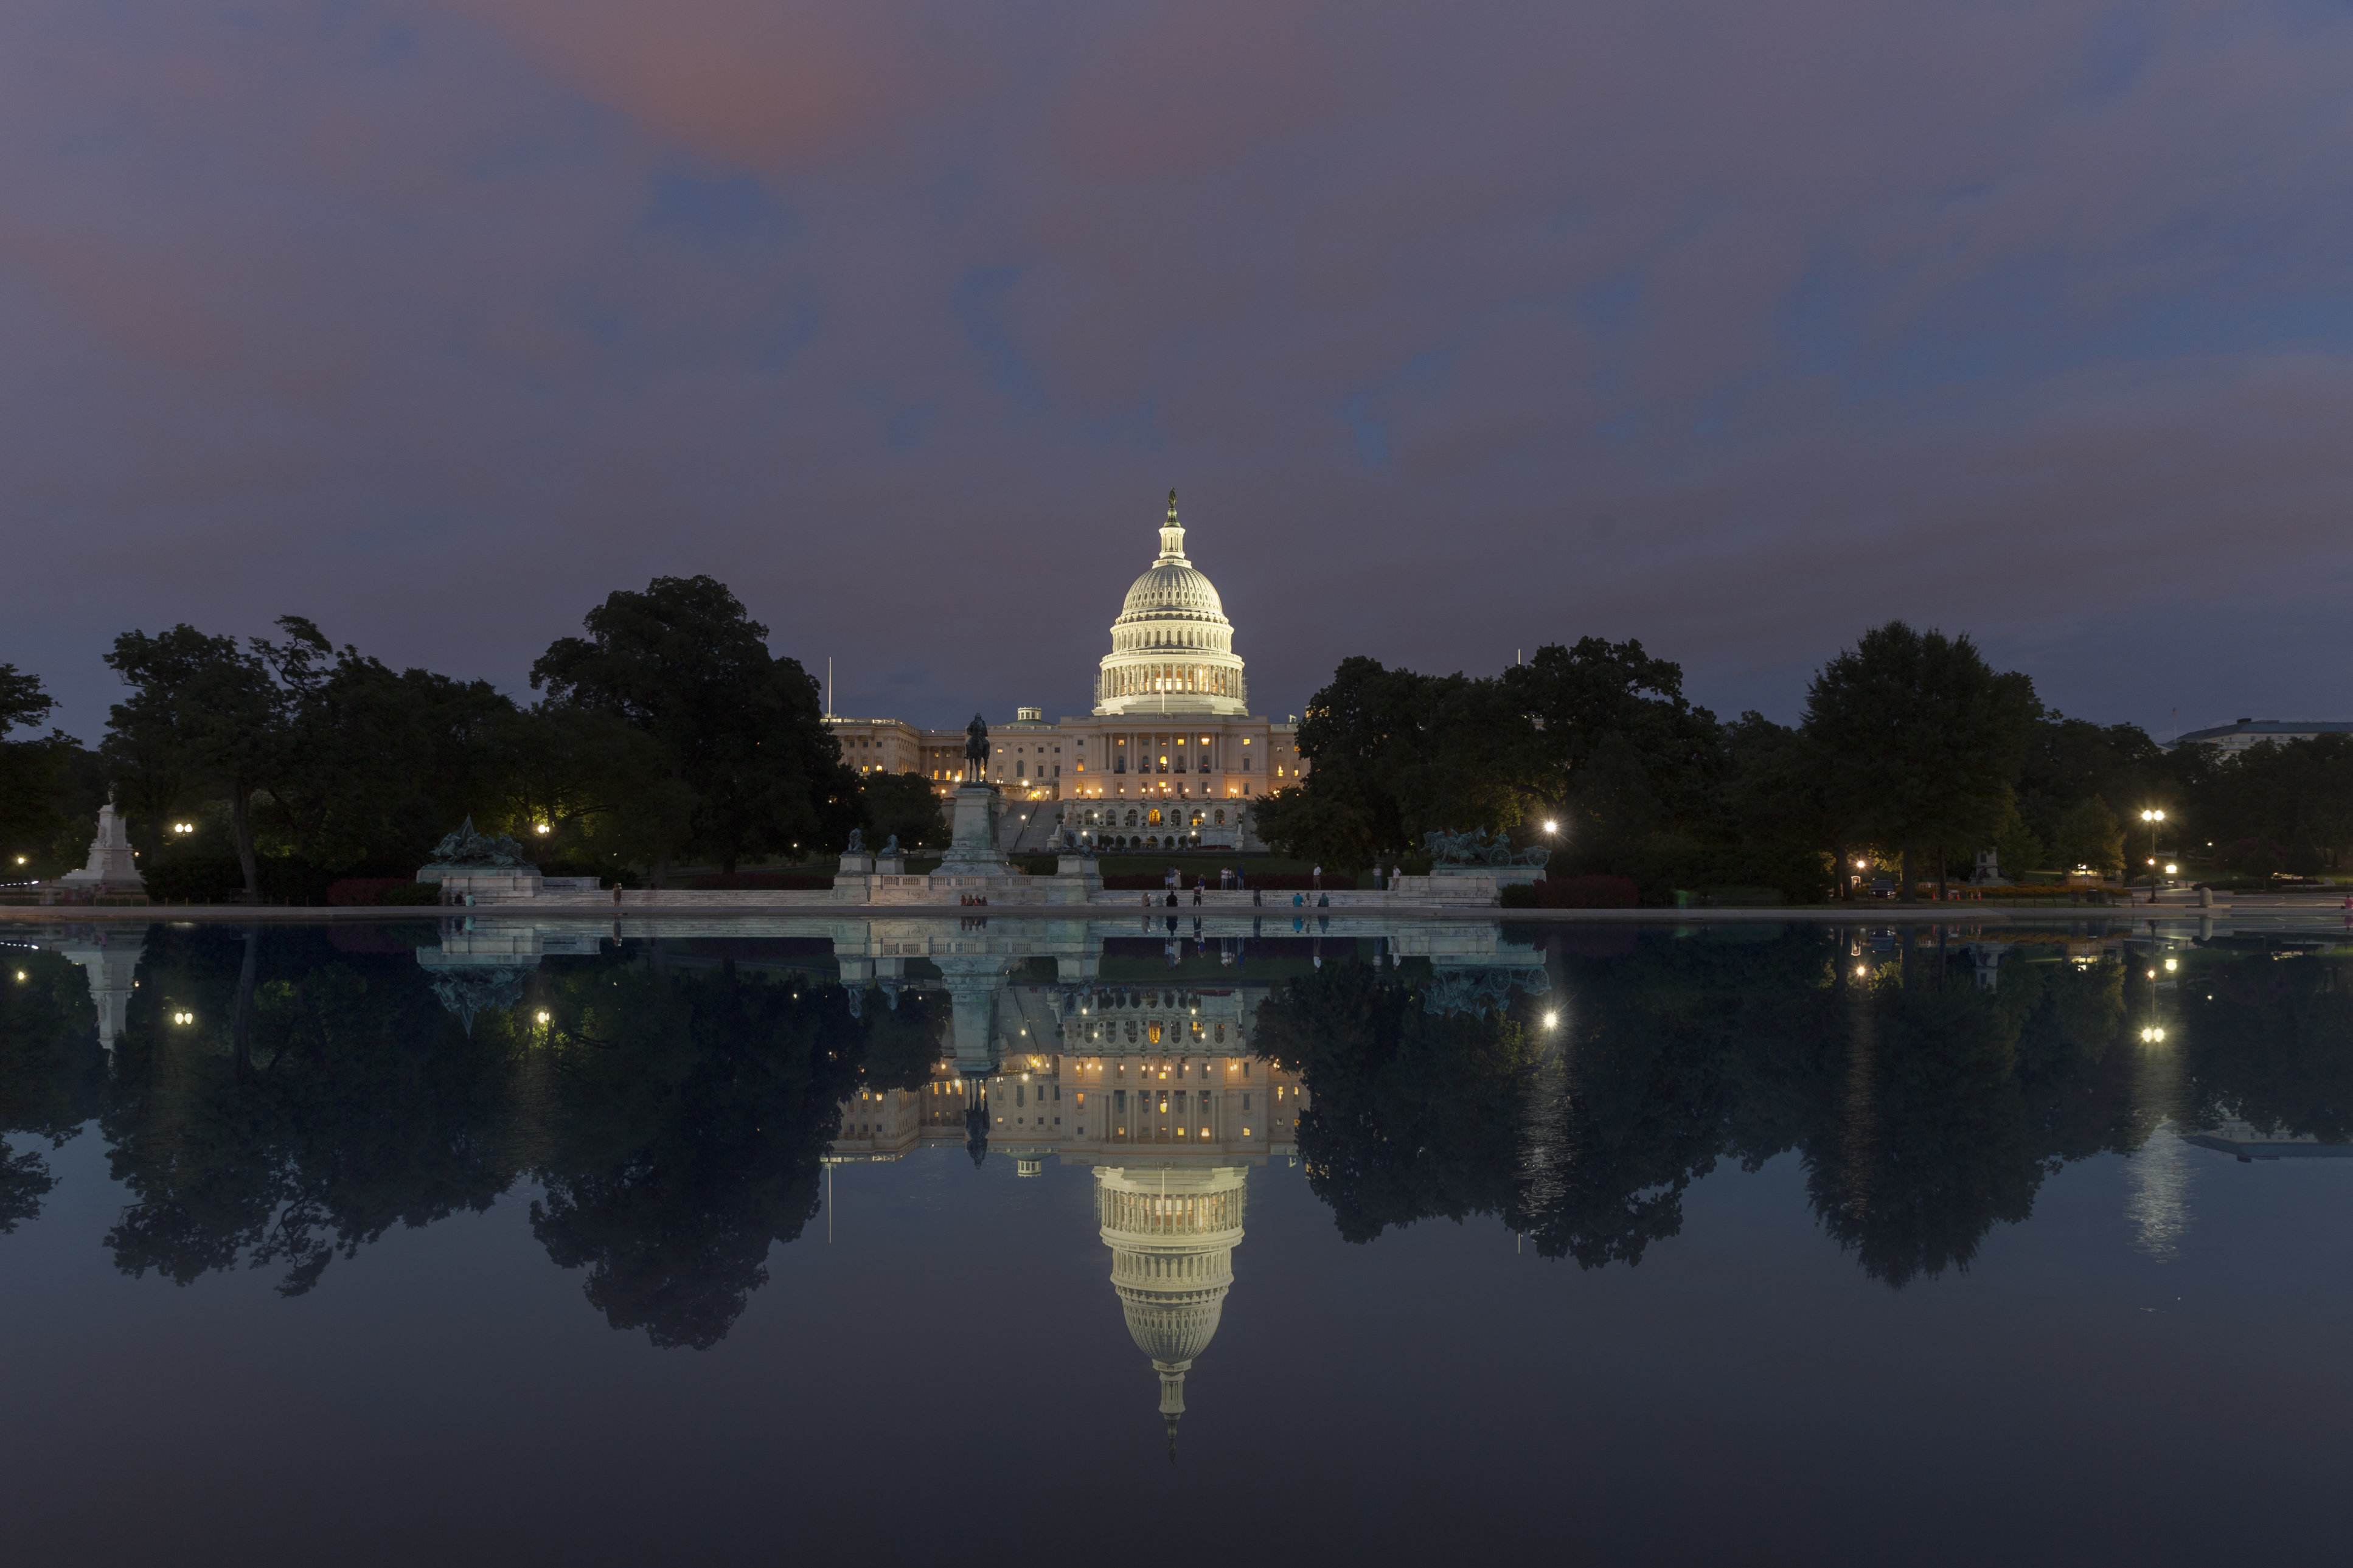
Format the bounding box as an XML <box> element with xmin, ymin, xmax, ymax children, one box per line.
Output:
<box><xmin>838</xmin><ymin>853</ymin><xmax>875</xmax><ymax>877</ymax></box>
<box><xmin>1431</xmin><ymin>863</ymin><xmax>1545</xmax><ymax>888</ymax></box>
<box><xmin>873</xmin><ymin>856</ymin><xmax>905</xmax><ymax>875</ymax></box>
<box><xmin>55</xmin><ymin>802</ymin><xmax>144</xmax><ymax>892</ymax></box>
<box><xmin>933</xmin><ymin>785</ymin><xmax>1012</xmax><ymax>878</ymax></box>
<box><xmin>1048</xmin><ymin>852</ymin><xmax>1100</xmax><ymax>903</ymax></box>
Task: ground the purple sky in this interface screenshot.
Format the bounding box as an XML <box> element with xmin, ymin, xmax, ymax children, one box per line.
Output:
<box><xmin>5</xmin><ymin>1</ymin><xmax>2350</xmax><ymax>743</ymax></box>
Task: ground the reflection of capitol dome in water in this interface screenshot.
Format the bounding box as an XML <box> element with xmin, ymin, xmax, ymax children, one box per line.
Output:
<box><xmin>1095</xmin><ymin>491</ymin><xmax>1249</xmax><ymax>718</ymax></box>
<box><xmin>1096</xmin><ymin>1165</ymin><xmax>1247</xmax><ymax>1459</ymax></box>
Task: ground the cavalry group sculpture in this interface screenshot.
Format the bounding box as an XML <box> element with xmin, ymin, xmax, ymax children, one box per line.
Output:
<box><xmin>1422</xmin><ymin>828</ymin><xmax>1551</xmax><ymax>869</ymax></box>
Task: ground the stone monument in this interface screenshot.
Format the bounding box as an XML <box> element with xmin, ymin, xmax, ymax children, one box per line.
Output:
<box><xmin>1422</xmin><ymin>827</ymin><xmax>1549</xmax><ymax>889</ymax></box>
<box><xmin>56</xmin><ymin>798</ymin><xmax>145</xmax><ymax>893</ymax></box>
<box><xmin>934</xmin><ymin>712</ymin><xmax>1012</xmax><ymax>878</ymax></box>
<box><xmin>415</xmin><ymin>816</ymin><xmax>541</xmax><ymax>901</ymax></box>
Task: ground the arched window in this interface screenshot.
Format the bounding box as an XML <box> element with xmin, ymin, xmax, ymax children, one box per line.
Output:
<box><xmin>1125</xmin><ymin>810</ymin><xmax>1138</xmax><ymax>827</ymax></box>
<box><xmin>1148</xmin><ymin>808</ymin><xmax>1163</xmax><ymax>826</ymax></box>
<box><xmin>1214</xmin><ymin>810</ymin><xmax>1226</xmax><ymax>825</ymax></box>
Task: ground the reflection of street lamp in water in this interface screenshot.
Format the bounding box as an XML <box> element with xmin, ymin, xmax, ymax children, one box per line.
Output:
<box><xmin>2127</xmin><ymin>949</ymin><xmax>2188</xmax><ymax>1258</ymax></box>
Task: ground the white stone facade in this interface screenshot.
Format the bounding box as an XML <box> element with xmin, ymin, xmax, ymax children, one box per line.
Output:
<box><xmin>823</xmin><ymin>491</ymin><xmax>1310</xmax><ymax>850</ymax></box>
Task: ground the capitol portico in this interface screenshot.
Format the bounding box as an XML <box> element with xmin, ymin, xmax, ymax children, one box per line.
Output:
<box><xmin>825</xmin><ymin>492</ymin><xmax>1310</xmax><ymax>852</ymax></box>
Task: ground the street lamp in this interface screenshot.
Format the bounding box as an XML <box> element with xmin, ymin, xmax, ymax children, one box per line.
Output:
<box><xmin>2139</xmin><ymin>809</ymin><xmax>2166</xmax><ymax>900</ymax></box>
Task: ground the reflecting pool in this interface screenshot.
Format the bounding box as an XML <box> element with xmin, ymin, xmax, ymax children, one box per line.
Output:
<box><xmin>2</xmin><ymin>914</ymin><xmax>2349</xmax><ymax>1563</ymax></box>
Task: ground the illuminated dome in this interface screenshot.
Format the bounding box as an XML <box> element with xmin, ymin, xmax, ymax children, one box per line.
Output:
<box><xmin>1097</xmin><ymin>1164</ymin><xmax>1248</xmax><ymax>1460</ymax></box>
<box><xmin>1096</xmin><ymin>491</ymin><xmax>1249</xmax><ymax>717</ymax></box>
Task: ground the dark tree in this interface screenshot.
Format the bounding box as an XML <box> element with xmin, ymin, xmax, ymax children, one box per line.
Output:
<box><xmin>860</xmin><ymin>771</ymin><xmax>949</xmax><ymax>852</ymax></box>
<box><xmin>531</xmin><ymin>577</ymin><xmax>855</xmax><ymax>880</ymax></box>
<box><xmin>260</xmin><ymin>617</ymin><xmax>520</xmax><ymax>870</ymax></box>
<box><xmin>1801</xmin><ymin>623</ymin><xmax>2035</xmax><ymax>901</ymax></box>
<box><xmin>0</xmin><ymin>665</ymin><xmax>68</xmax><ymax>870</ymax></box>
<box><xmin>102</xmin><ymin>626</ymin><xmax>285</xmax><ymax>898</ymax></box>
<box><xmin>1260</xmin><ymin>656</ymin><xmax>1527</xmax><ymax>870</ymax></box>
<box><xmin>1501</xmin><ymin>636</ymin><xmax>1726</xmax><ymax>836</ymax></box>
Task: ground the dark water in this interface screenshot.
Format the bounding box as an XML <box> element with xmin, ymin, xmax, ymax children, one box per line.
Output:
<box><xmin>2</xmin><ymin>916</ymin><xmax>2348</xmax><ymax>1565</ymax></box>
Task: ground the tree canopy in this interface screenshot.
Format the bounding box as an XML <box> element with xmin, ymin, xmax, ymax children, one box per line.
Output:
<box><xmin>531</xmin><ymin>575</ymin><xmax>855</xmax><ymax>877</ymax></box>
<box><xmin>1799</xmin><ymin>622</ymin><xmax>2035</xmax><ymax>899</ymax></box>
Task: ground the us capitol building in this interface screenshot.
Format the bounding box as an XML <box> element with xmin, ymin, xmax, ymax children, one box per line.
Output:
<box><xmin>824</xmin><ymin>491</ymin><xmax>1310</xmax><ymax>851</ymax></box>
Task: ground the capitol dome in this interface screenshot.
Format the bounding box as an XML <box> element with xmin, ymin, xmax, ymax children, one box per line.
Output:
<box><xmin>1096</xmin><ymin>491</ymin><xmax>1249</xmax><ymax>717</ymax></box>
<box><xmin>1097</xmin><ymin>1164</ymin><xmax>1248</xmax><ymax>1459</ymax></box>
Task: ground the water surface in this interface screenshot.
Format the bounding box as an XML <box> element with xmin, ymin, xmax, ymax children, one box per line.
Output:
<box><xmin>2</xmin><ymin>915</ymin><xmax>2347</xmax><ymax>1564</ymax></box>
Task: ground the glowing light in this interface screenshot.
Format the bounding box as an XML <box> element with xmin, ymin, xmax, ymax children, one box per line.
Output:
<box><xmin>1543</xmin><ymin>1011</ymin><xmax>1559</xmax><ymax>1029</ymax></box>
<box><xmin>535</xmin><ymin>823</ymin><xmax>551</xmax><ymax>835</ymax></box>
<box><xmin>1542</xmin><ymin>820</ymin><xmax>1558</xmax><ymax>834</ymax></box>
<box><xmin>2164</xmin><ymin>959</ymin><xmax>2177</xmax><ymax>972</ymax></box>
<box><xmin>535</xmin><ymin>1010</ymin><xmax>551</xmax><ymax>1024</ymax></box>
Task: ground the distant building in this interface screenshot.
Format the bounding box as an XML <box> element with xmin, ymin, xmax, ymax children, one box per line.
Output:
<box><xmin>826</xmin><ymin>491</ymin><xmax>1306</xmax><ymax>852</ymax></box>
<box><xmin>2171</xmin><ymin>719</ymin><xmax>2353</xmax><ymax>754</ymax></box>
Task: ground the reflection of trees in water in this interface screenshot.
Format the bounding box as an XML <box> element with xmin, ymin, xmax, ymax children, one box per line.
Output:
<box><xmin>97</xmin><ymin>926</ymin><xmax>519</xmax><ymax>1293</ymax></box>
<box><xmin>2172</xmin><ymin>956</ymin><xmax>2353</xmax><ymax>1142</ymax></box>
<box><xmin>7</xmin><ymin>925</ymin><xmax>2352</xmax><ymax>1331</ymax></box>
<box><xmin>1259</xmin><ymin>929</ymin><xmax>2158</xmax><ymax>1286</ymax></box>
<box><xmin>1254</xmin><ymin>962</ymin><xmax>1534</xmax><ymax>1243</ymax></box>
<box><xmin>525</xmin><ymin>963</ymin><xmax>886</xmax><ymax>1350</ymax></box>
<box><xmin>15</xmin><ymin>928</ymin><xmax>944</xmax><ymax>1348</ymax></box>
<box><xmin>0</xmin><ymin>953</ymin><xmax>104</xmax><ymax>1233</ymax></box>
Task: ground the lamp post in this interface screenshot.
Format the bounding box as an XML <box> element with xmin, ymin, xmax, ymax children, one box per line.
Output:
<box><xmin>2139</xmin><ymin>809</ymin><xmax>2166</xmax><ymax>902</ymax></box>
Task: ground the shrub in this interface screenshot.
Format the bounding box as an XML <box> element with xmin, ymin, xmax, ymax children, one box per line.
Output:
<box><xmin>2213</xmin><ymin>839</ymin><xmax>2285</xmax><ymax>876</ymax></box>
<box><xmin>144</xmin><ymin>855</ymin><xmax>339</xmax><ymax>904</ymax></box>
<box><xmin>1561</xmin><ymin>845</ymin><xmax>1830</xmax><ymax>906</ymax></box>
<box><xmin>142</xmin><ymin>856</ymin><xmax>245</xmax><ymax>903</ymax></box>
<box><xmin>378</xmin><ymin>882</ymin><xmax>441</xmax><ymax>905</ymax></box>
<box><xmin>326</xmin><ymin>877</ymin><xmax>411</xmax><ymax>906</ymax></box>
<box><xmin>1537</xmin><ymin>874</ymin><xmax>1639</xmax><ymax>909</ymax></box>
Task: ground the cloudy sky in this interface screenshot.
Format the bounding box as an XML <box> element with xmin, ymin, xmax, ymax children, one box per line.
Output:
<box><xmin>4</xmin><ymin>0</ymin><xmax>2349</xmax><ymax>740</ymax></box>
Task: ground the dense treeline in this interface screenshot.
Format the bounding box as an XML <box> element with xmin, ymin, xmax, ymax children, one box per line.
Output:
<box><xmin>8</xmin><ymin>601</ymin><xmax>2348</xmax><ymax>897</ymax></box>
<box><xmin>1251</xmin><ymin>622</ymin><xmax>2353</xmax><ymax>898</ymax></box>
<box><xmin>1</xmin><ymin>577</ymin><xmax>950</xmax><ymax>898</ymax></box>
